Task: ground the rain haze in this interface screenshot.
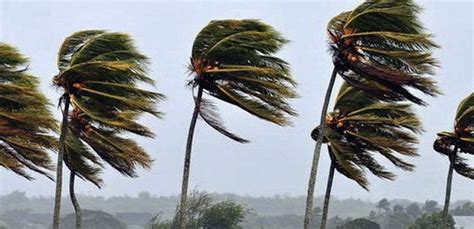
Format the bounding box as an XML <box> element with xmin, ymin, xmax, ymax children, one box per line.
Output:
<box><xmin>0</xmin><ymin>0</ymin><xmax>473</xmax><ymax>203</ymax></box>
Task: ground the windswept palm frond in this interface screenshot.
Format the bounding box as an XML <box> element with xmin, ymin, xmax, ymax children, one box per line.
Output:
<box><xmin>312</xmin><ymin>83</ymin><xmax>422</xmax><ymax>189</ymax></box>
<box><xmin>188</xmin><ymin>19</ymin><xmax>298</xmax><ymax>142</ymax></box>
<box><xmin>64</xmin><ymin>133</ymin><xmax>103</xmax><ymax>187</ymax></box>
<box><xmin>327</xmin><ymin>0</ymin><xmax>440</xmax><ymax>105</ymax></box>
<box><xmin>434</xmin><ymin>93</ymin><xmax>474</xmax><ymax>179</ymax></box>
<box><xmin>0</xmin><ymin>43</ymin><xmax>57</xmax><ymax>180</ymax></box>
<box><xmin>54</xmin><ymin>30</ymin><xmax>162</xmax><ymax>185</ymax></box>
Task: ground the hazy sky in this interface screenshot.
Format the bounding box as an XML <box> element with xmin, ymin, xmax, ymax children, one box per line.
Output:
<box><xmin>0</xmin><ymin>0</ymin><xmax>473</xmax><ymax>202</ymax></box>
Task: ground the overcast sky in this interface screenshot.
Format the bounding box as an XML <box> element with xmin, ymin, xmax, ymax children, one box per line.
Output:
<box><xmin>0</xmin><ymin>0</ymin><xmax>473</xmax><ymax>202</ymax></box>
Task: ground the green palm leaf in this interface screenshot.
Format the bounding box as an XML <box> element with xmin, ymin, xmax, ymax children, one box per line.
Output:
<box><xmin>327</xmin><ymin>0</ymin><xmax>440</xmax><ymax>105</ymax></box>
<box><xmin>0</xmin><ymin>43</ymin><xmax>57</xmax><ymax>180</ymax></box>
<box><xmin>434</xmin><ymin>93</ymin><xmax>473</xmax><ymax>179</ymax></box>
<box><xmin>54</xmin><ymin>30</ymin><xmax>162</xmax><ymax>186</ymax></box>
<box><xmin>312</xmin><ymin>83</ymin><xmax>421</xmax><ymax>189</ymax></box>
<box><xmin>188</xmin><ymin>19</ymin><xmax>297</xmax><ymax>142</ymax></box>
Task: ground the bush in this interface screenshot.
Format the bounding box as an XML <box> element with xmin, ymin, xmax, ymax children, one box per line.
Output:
<box><xmin>337</xmin><ymin>218</ymin><xmax>380</xmax><ymax>229</ymax></box>
<box><xmin>409</xmin><ymin>212</ymin><xmax>455</xmax><ymax>229</ymax></box>
<box><xmin>200</xmin><ymin>200</ymin><xmax>249</xmax><ymax>229</ymax></box>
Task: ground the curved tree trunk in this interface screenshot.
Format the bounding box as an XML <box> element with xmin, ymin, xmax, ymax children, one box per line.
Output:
<box><xmin>320</xmin><ymin>163</ymin><xmax>336</xmax><ymax>229</ymax></box>
<box><xmin>53</xmin><ymin>95</ymin><xmax>70</xmax><ymax>229</ymax></box>
<box><xmin>70</xmin><ymin>171</ymin><xmax>82</xmax><ymax>229</ymax></box>
<box><xmin>304</xmin><ymin>68</ymin><xmax>338</xmax><ymax>229</ymax></box>
<box><xmin>178</xmin><ymin>86</ymin><xmax>204</xmax><ymax>229</ymax></box>
<box><xmin>442</xmin><ymin>146</ymin><xmax>457</xmax><ymax>228</ymax></box>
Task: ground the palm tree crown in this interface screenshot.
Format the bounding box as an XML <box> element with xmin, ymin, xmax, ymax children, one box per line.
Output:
<box><xmin>0</xmin><ymin>43</ymin><xmax>57</xmax><ymax>180</ymax></box>
<box><xmin>327</xmin><ymin>0</ymin><xmax>440</xmax><ymax>105</ymax></box>
<box><xmin>188</xmin><ymin>19</ymin><xmax>298</xmax><ymax>142</ymax></box>
<box><xmin>53</xmin><ymin>30</ymin><xmax>164</xmax><ymax>186</ymax></box>
<box><xmin>312</xmin><ymin>83</ymin><xmax>422</xmax><ymax>189</ymax></box>
<box><xmin>434</xmin><ymin>93</ymin><xmax>474</xmax><ymax>179</ymax></box>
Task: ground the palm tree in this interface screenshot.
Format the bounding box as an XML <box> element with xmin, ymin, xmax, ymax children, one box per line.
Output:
<box><xmin>52</xmin><ymin>30</ymin><xmax>163</xmax><ymax>229</ymax></box>
<box><xmin>0</xmin><ymin>43</ymin><xmax>57</xmax><ymax>180</ymax></box>
<box><xmin>433</xmin><ymin>93</ymin><xmax>473</xmax><ymax>228</ymax></box>
<box><xmin>178</xmin><ymin>19</ymin><xmax>297</xmax><ymax>229</ymax></box>
<box><xmin>311</xmin><ymin>83</ymin><xmax>422</xmax><ymax>229</ymax></box>
<box><xmin>304</xmin><ymin>1</ymin><xmax>440</xmax><ymax>227</ymax></box>
<box><xmin>376</xmin><ymin>198</ymin><xmax>390</xmax><ymax>215</ymax></box>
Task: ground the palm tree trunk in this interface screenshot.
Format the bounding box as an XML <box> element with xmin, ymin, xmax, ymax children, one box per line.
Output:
<box><xmin>178</xmin><ymin>86</ymin><xmax>204</xmax><ymax>229</ymax></box>
<box><xmin>320</xmin><ymin>163</ymin><xmax>335</xmax><ymax>229</ymax></box>
<box><xmin>442</xmin><ymin>146</ymin><xmax>457</xmax><ymax>228</ymax></box>
<box><xmin>53</xmin><ymin>95</ymin><xmax>70</xmax><ymax>229</ymax></box>
<box><xmin>70</xmin><ymin>171</ymin><xmax>82</xmax><ymax>229</ymax></box>
<box><xmin>304</xmin><ymin>68</ymin><xmax>338</xmax><ymax>229</ymax></box>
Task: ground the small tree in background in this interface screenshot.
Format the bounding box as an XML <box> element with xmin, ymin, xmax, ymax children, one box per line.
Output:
<box><xmin>200</xmin><ymin>200</ymin><xmax>250</xmax><ymax>229</ymax></box>
<box><xmin>406</xmin><ymin>203</ymin><xmax>422</xmax><ymax>220</ymax></box>
<box><xmin>149</xmin><ymin>190</ymin><xmax>249</xmax><ymax>229</ymax></box>
<box><xmin>377</xmin><ymin>199</ymin><xmax>390</xmax><ymax>215</ymax></box>
<box><xmin>422</xmin><ymin>201</ymin><xmax>440</xmax><ymax>215</ymax></box>
<box><xmin>409</xmin><ymin>212</ymin><xmax>455</xmax><ymax>229</ymax></box>
<box><xmin>337</xmin><ymin>218</ymin><xmax>380</xmax><ymax>229</ymax></box>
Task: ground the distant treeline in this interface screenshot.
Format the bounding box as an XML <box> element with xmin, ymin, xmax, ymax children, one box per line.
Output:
<box><xmin>0</xmin><ymin>191</ymin><xmax>472</xmax><ymax>219</ymax></box>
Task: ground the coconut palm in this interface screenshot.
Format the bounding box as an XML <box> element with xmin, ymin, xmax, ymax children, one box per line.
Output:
<box><xmin>52</xmin><ymin>30</ymin><xmax>163</xmax><ymax>229</ymax></box>
<box><xmin>434</xmin><ymin>93</ymin><xmax>473</xmax><ymax>227</ymax></box>
<box><xmin>304</xmin><ymin>1</ymin><xmax>440</xmax><ymax>227</ymax></box>
<box><xmin>0</xmin><ymin>43</ymin><xmax>57</xmax><ymax>180</ymax></box>
<box><xmin>311</xmin><ymin>83</ymin><xmax>422</xmax><ymax>229</ymax></box>
<box><xmin>179</xmin><ymin>19</ymin><xmax>297</xmax><ymax>229</ymax></box>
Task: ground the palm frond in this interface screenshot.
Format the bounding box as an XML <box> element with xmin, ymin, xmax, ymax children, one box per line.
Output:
<box><xmin>455</xmin><ymin>93</ymin><xmax>474</xmax><ymax>129</ymax></box>
<box><xmin>188</xmin><ymin>19</ymin><xmax>297</xmax><ymax>142</ymax></box>
<box><xmin>434</xmin><ymin>93</ymin><xmax>473</xmax><ymax>179</ymax></box>
<box><xmin>198</xmin><ymin>98</ymin><xmax>249</xmax><ymax>143</ymax></box>
<box><xmin>313</xmin><ymin>83</ymin><xmax>420</xmax><ymax>189</ymax></box>
<box><xmin>452</xmin><ymin>155</ymin><xmax>474</xmax><ymax>179</ymax></box>
<box><xmin>54</xmin><ymin>30</ymin><xmax>162</xmax><ymax>187</ymax></box>
<box><xmin>77</xmin><ymin>127</ymin><xmax>152</xmax><ymax>178</ymax></box>
<box><xmin>64</xmin><ymin>133</ymin><xmax>103</xmax><ymax>187</ymax></box>
<box><xmin>1</xmin><ymin>43</ymin><xmax>57</xmax><ymax>180</ymax></box>
<box><xmin>327</xmin><ymin>0</ymin><xmax>440</xmax><ymax>105</ymax></box>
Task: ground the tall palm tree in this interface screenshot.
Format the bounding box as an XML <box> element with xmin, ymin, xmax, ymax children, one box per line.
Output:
<box><xmin>0</xmin><ymin>43</ymin><xmax>57</xmax><ymax>180</ymax></box>
<box><xmin>434</xmin><ymin>93</ymin><xmax>473</xmax><ymax>228</ymax></box>
<box><xmin>304</xmin><ymin>1</ymin><xmax>440</xmax><ymax>227</ymax></box>
<box><xmin>52</xmin><ymin>30</ymin><xmax>163</xmax><ymax>229</ymax></box>
<box><xmin>179</xmin><ymin>19</ymin><xmax>297</xmax><ymax>229</ymax></box>
<box><xmin>311</xmin><ymin>83</ymin><xmax>422</xmax><ymax>229</ymax></box>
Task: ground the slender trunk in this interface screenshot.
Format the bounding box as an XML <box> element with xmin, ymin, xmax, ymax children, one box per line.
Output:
<box><xmin>304</xmin><ymin>68</ymin><xmax>338</xmax><ymax>229</ymax></box>
<box><xmin>442</xmin><ymin>146</ymin><xmax>457</xmax><ymax>229</ymax></box>
<box><xmin>53</xmin><ymin>95</ymin><xmax>70</xmax><ymax>229</ymax></box>
<box><xmin>320</xmin><ymin>163</ymin><xmax>335</xmax><ymax>229</ymax></box>
<box><xmin>178</xmin><ymin>86</ymin><xmax>204</xmax><ymax>229</ymax></box>
<box><xmin>70</xmin><ymin>171</ymin><xmax>82</xmax><ymax>229</ymax></box>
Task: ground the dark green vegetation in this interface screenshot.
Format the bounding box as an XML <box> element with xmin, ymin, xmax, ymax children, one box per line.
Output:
<box><xmin>57</xmin><ymin>210</ymin><xmax>127</xmax><ymax>229</ymax></box>
<box><xmin>304</xmin><ymin>0</ymin><xmax>440</xmax><ymax>227</ymax></box>
<box><xmin>150</xmin><ymin>191</ymin><xmax>250</xmax><ymax>229</ymax></box>
<box><xmin>337</xmin><ymin>218</ymin><xmax>380</xmax><ymax>229</ymax></box>
<box><xmin>0</xmin><ymin>43</ymin><xmax>57</xmax><ymax>180</ymax></box>
<box><xmin>408</xmin><ymin>212</ymin><xmax>455</xmax><ymax>229</ymax></box>
<box><xmin>179</xmin><ymin>19</ymin><xmax>297</xmax><ymax>229</ymax></box>
<box><xmin>52</xmin><ymin>30</ymin><xmax>163</xmax><ymax>229</ymax></box>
